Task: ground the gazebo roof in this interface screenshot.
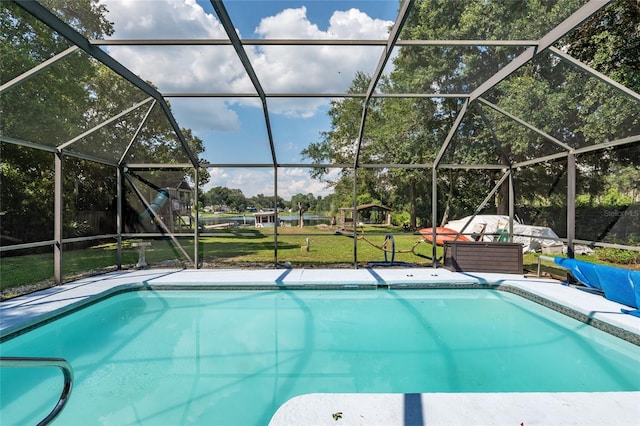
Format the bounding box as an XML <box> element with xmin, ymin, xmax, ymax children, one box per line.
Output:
<box><xmin>339</xmin><ymin>204</ymin><xmax>392</xmax><ymax>212</ymax></box>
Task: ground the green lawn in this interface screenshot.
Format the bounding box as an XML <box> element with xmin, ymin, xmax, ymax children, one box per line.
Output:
<box><xmin>0</xmin><ymin>227</ymin><xmax>438</xmax><ymax>294</ymax></box>
<box><xmin>1</xmin><ymin>225</ymin><xmax>636</xmax><ymax>299</ymax></box>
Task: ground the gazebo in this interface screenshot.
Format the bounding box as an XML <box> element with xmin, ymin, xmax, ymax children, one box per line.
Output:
<box><xmin>338</xmin><ymin>204</ymin><xmax>393</xmax><ymax>228</ymax></box>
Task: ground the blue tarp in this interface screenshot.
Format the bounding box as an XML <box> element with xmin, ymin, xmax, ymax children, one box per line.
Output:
<box><xmin>553</xmin><ymin>258</ymin><xmax>639</xmax><ymax>312</ymax></box>
<box><xmin>554</xmin><ymin>258</ymin><xmax>603</xmax><ymax>290</ymax></box>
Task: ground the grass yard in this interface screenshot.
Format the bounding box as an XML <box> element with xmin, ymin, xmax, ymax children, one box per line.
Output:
<box><xmin>1</xmin><ymin>224</ymin><xmax>636</xmax><ymax>299</ymax></box>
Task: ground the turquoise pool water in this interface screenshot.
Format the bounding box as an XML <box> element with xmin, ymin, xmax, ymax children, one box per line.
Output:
<box><xmin>1</xmin><ymin>289</ymin><xmax>639</xmax><ymax>425</ymax></box>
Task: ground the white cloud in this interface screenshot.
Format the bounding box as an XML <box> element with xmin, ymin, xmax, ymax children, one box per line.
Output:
<box><xmin>100</xmin><ymin>0</ymin><xmax>254</xmax><ymax>95</ymax></box>
<box><xmin>169</xmin><ymin>98</ymin><xmax>241</xmax><ymax>132</ymax></box>
<box><xmin>255</xmin><ymin>7</ymin><xmax>391</xmax><ymax>39</ymax></box>
<box><xmin>206</xmin><ymin>167</ymin><xmax>231</xmax><ymax>183</ymax></box>
<box><xmin>251</xmin><ymin>7</ymin><xmax>392</xmax><ymax>116</ymax></box>
<box><xmin>204</xmin><ymin>167</ymin><xmax>333</xmax><ymax>199</ymax></box>
<box><xmin>100</xmin><ymin>1</ymin><xmax>393</xmax><ymax>119</ymax></box>
<box><xmin>99</xmin><ymin>1</ymin><xmax>390</xmax><ymax>198</ymax></box>
<box><xmin>204</xmin><ymin>168</ymin><xmax>272</xmax><ymax>197</ymax></box>
<box><xmin>102</xmin><ymin>0</ymin><xmax>222</xmax><ymax>39</ymax></box>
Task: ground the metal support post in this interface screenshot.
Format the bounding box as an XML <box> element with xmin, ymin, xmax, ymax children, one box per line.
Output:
<box><xmin>352</xmin><ymin>167</ymin><xmax>359</xmax><ymax>268</ymax></box>
<box><xmin>194</xmin><ymin>166</ymin><xmax>199</xmax><ymax>268</ymax></box>
<box><xmin>116</xmin><ymin>167</ymin><xmax>123</xmax><ymax>269</ymax></box>
<box><xmin>509</xmin><ymin>169</ymin><xmax>515</xmax><ymax>242</ymax></box>
<box><xmin>274</xmin><ymin>166</ymin><xmax>278</xmax><ymax>267</ymax></box>
<box><xmin>54</xmin><ymin>151</ymin><xmax>63</xmax><ymax>285</ymax></box>
<box><xmin>567</xmin><ymin>153</ymin><xmax>576</xmax><ymax>258</ymax></box>
<box><xmin>431</xmin><ymin>167</ymin><xmax>438</xmax><ymax>267</ymax></box>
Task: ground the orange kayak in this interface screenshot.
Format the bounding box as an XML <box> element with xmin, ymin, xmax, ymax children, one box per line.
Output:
<box><xmin>418</xmin><ymin>227</ymin><xmax>471</xmax><ymax>246</ymax></box>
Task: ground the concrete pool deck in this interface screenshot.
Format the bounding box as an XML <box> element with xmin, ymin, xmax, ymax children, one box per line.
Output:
<box><xmin>1</xmin><ymin>268</ymin><xmax>639</xmax><ymax>425</ymax></box>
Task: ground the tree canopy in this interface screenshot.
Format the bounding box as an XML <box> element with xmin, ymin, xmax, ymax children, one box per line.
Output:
<box><xmin>303</xmin><ymin>0</ymin><xmax>639</xmax><ymax>232</ymax></box>
<box><xmin>1</xmin><ymin>0</ymin><xmax>207</xmax><ymax>243</ymax></box>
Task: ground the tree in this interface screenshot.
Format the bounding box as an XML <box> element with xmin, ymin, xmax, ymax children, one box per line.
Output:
<box><xmin>314</xmin><ymin>193</ymin><xmax>336</xmax><ymax>214</ymax></box>
<box><xmin>562</xmin><ymin>0</ymin><xmax>640</xmax><ymax>210</ymax></box>
<box><xmin>302</xmin><ymin>0</ymin><xmax>638</xmax><ymax>228</ymax></box>
<box><xmin>564</xmin><ymin>0</ymin><xmax>639</xmax><ymax>94</ymax></box>
<box><xmin>203</xmin><ymin>186</ymin><xmax>247</xmax><ymax>212</ymax></box>
<box><xmin>302</xmin><ymin>72</ymin><xmax>396</xmax><ymax>219</ymax></box>
<box><xmin>390</xmin><ymin>0</ymin><xmax>595</xmax><ymax>220</ymax></box>
<box><xmin>246</xmin><ymin>193</ymin><xmax>285</xmax><ymax>212</ymax></box>
<box><xmin>1</xmin><ymin>1</ymin><xmax>208</xmax><ymax>243</ymax></box>
<box><xmin>1</xmin><ymin>1</ymin><xmax>114</xmax><ymax>243</ymax></box>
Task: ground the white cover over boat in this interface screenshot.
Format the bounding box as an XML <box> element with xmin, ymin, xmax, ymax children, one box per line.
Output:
<box><xmin>443</xmin><ymin>215</ymin><xmax>593</xmax><ymax>254</ymax></box>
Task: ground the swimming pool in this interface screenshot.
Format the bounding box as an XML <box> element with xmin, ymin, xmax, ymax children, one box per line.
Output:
<box><xmin>1</xmin><ymin>286</ymin><xmax>639</xmax><ymax>425</ymax></box>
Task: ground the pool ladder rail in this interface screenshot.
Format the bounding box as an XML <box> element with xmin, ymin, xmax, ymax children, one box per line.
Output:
<box><xmin>0</xmin><ymin>356</ymin><xmax>74</xmax><ymax>426</ymax></box>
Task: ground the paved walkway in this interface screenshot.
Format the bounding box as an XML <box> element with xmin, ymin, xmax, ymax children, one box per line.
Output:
<box><xmin>2</xmin><ymin>268</ymin><xmax>639</xmax><ymax>425</ymax></box>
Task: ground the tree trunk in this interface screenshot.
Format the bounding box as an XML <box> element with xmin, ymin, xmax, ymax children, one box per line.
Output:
<box><xmin>440</xmin><ymin>171</ymin><xmax>453</xmax><ymax>227</ymax></box>
<box><xmin>298</xmin><ymin>202</ymin><xmax>304</xmax><ymax>228</ymax></box>
<box><xmin>440</xmin><ymin>202</ymin><xmax>450</xmax><ymax>227</ymax></box>
<box><xmin>497</xmin><ymin>177</ymin><xmax>509</xmax><ymax>215</ymax></box>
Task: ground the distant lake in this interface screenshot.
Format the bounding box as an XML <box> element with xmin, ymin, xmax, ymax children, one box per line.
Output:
<box><xmin>200</xmin><ymin>214</ymin><xmax>331</xmax><ymax>227</ymax></box>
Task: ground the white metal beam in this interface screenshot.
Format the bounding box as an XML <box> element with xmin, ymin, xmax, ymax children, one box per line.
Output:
<box><xmin>57</xmin><ymin>97</ymin><xmax>154</xmax><ymax>151</ymax></box>
<box><xmin>353</xmin><ymin>0</ymin><xmax>414</xmax><ymax>168</ymax></box>
<box><xmin>162</xmin><ymin>92</ymin><xmax>471</xmax><ymax>98</ymax></box>
<box><xmin>0</xmin><ymin>46</ymin><xmax>79</xmax><ymax>95</ymax></box>
<box><xmin>549</xmin><ymin>46</ymin><xmax>640</xmax><ymax>103</ymax></box>
<box><xmin>91</xmin><ymin>39</ymin><xmax>539</xmax><ymax>47</ymax></box>
<box><xmin>469</xmin><ymin>0</ymin><xmax>612</xmax><ymax>102</ymax></box>
<box><xmin>13</xmin><ymin>0</ymin><xmax>200</xmax><ymax>168</ymax></box>
<box><xmin>478</xmin><ymin>98</ymin><xmax>573</xmax><ymax>151</ymax></box>
<box><xmin>210</xmin><ymin>0</ymin><xmax>277</xmax><ymax>167</ymax></box>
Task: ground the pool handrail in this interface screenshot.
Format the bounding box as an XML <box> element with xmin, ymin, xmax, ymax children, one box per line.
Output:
<box><xmin>0</xmin><ymin>356</ymin><xmax>74</xmax><ymax>426</ymax></box>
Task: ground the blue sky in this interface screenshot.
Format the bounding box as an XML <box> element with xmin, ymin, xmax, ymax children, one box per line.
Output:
<box><xmin>217</xmin><ymin>1</ymin><xmax>398</xmax><ymax>35</ymax></box>
<box><xmin>99</xmin><ymin>0</ymin><xmax>398</xmax><ymax>198</ymax></box>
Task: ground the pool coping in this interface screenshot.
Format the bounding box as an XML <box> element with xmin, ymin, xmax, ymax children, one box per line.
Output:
<box><xmin>2</xmin><ymin>267</ymin><xmax>639</xmax><ymax>341</ymax></box>
<box><xmin>268</xmin><ymin>392</ymin><xmax>640</xmax><ymax>425</ymax></box>
<box><xmin>2</xmin><ymin>268</ymin><xmax>639</xmax><ymax>426</ymax></box>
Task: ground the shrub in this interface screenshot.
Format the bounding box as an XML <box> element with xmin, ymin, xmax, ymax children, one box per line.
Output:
<box><xmin>391</xmin><ymin>211</ymin><xmax>411</xmax><ymax>227</ymax></box>
<box><xmin>596</xmin><ymin>247</ymin><xmax>639</xmax><ymax>265</ymax></box>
